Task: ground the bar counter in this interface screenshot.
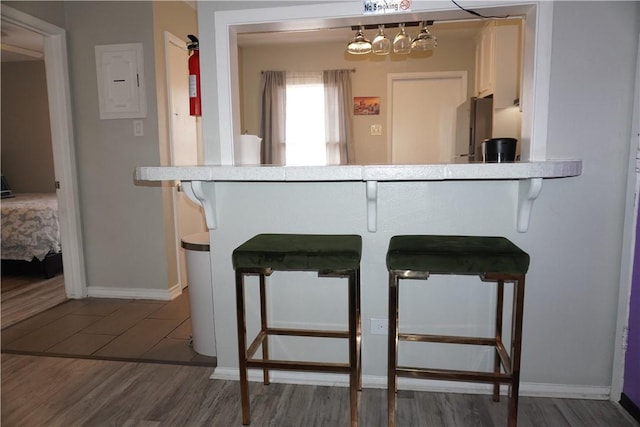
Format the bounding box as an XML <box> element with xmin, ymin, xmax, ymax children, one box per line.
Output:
<box><xmin>135</xmin><ymin>160</ymin><xmax>581</xmax><ymax>233</ymax></box>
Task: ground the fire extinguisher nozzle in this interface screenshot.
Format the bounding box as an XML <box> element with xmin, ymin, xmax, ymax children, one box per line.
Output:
<box><xmin>187</xmin><ymin>34</ymin><xmax>199</xmax><ymax>50</ymax></box>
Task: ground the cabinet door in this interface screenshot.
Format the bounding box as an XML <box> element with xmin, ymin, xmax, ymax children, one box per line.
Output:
<box><xmin>476</xmin><ymin>24</ymin><xmax>495</xmax><ymax>97</ymax></box>
<box><xmin>493</xmin><ymin>23</ymin><xmax>521</xmax><ymax>108</ymax></box>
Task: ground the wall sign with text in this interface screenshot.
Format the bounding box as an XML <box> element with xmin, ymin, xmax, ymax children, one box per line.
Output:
<box><xmin>363</xmin><ymin>0</ymin><xmax>412</xmax><ymax>15</ymax></box>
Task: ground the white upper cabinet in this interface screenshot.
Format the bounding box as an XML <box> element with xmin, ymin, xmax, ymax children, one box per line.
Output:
<box><xmin>475</xmin><ymin>19</ymin><xmax>522</xmax><ymax>108</ymax></box>
<box><xmin>475</xmin><ymin>22</ymin><xmax>495</xmax><ymax>99</ymax></box>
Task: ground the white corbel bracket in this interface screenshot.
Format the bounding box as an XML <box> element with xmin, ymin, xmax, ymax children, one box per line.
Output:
<box><xmin>366</xmin><ymin>180</ymin><xmax>378</xmax><ymax>232</ymax></box>
<box><xmin>182</xmin><ymin>180</ymin><xmax>217</xmax><ymax>230</ymax></box>
<box><xmin>517</xmin><ymin>178</ymin><xmax>543</xmax><ymax>233</ymax></box>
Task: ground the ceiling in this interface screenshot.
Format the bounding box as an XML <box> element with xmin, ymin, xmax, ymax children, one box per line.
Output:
<box><xmin>1</xmin><ymin>20</ymin><xmax>44</xmax><ymax>63</ymax></box>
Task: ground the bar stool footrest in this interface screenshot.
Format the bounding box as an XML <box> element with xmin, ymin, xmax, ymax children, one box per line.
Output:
<box><xmin>248</xmin><ymin>359</ymin><xmax>352</xmax><ymax>373</ymax></box>
<box><xmin>247</xmin><ymin>328</ymin><xmax>351</xmax><ymax>359</ymax></box>
<box><xmin>396</xmin><ymin>366</ymin><xmax>513</xmax><ymax>384</ymax></box>
<box><xmin>399</xmin><ymin>333</ymin><xmax>497</xmax><ymax>346</ymax></box>
<box><xmin>267</xmin><ymin>328</ymin><xmax>350</xmax><ymax>339</ymax></box>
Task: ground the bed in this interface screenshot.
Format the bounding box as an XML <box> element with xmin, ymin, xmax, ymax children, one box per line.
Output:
<box><xmin>1</xmin><ymin>193</ymin><xmax>63</xmax><ymax>278</ymax></box>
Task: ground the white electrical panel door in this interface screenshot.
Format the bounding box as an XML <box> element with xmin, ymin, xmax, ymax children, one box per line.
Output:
<box><xmin>95</xmin><ymin>43</ymin><xmax>147</xmax><ymax>119</ymax></box>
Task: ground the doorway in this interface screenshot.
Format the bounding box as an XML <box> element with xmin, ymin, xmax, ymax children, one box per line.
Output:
<box><xmin>388</xmin><ymin>71</ymin><xmax>467</xmax><ymax>164</ymax></box>
<box><xmin>164</xmin><ymin>31</ymin><xmax>205</xmax><ymax>289</ymax></box>
<box><xmin>1</xmin><ymin>6</ymin><xmax>86</xmax><ymax>304</ymax></box>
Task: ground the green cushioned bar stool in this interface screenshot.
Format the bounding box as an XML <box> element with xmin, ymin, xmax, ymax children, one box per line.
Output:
<box><xmin>386</xmin><ymin>235</ymin><xmax>530</xmax><ymax>427</ymax></box>
<box><xmin>232</xmin><ymin>234</ymin><xmax>363</xmax><ymax>426</ymax></box>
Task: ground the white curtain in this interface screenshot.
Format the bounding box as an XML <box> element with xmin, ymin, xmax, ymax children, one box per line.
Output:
<box><xmin>259</xmin><ymin>71</ymin><xmax>286</xmax><ymax>164</ymax></box>
<box><xmin>323</xmin><ymin>70</ymin><xmax>353</xmax><ymax>165</ymax></box>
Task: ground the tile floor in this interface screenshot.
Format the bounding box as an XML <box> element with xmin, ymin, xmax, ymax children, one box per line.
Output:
<box><xmin>1</xmin><ymin>289</ymin><xmax>217</xmax><ymax>367</ymax></box>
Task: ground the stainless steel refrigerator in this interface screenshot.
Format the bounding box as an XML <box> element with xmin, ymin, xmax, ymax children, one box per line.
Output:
<box><xmin>454</xmin><ymin>97</ymin><xmax>493</xmax><ymax>162</ymax></box>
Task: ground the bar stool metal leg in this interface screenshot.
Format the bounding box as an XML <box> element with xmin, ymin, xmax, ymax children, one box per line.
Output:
<box><xmin>349</xmin><ymin>270</ymin><xmax>359</xmax><ymax>427</ymax></box>
<box><xmin>235</xmin><ymin>271</ymin><xmax>251</xmax><ymax>425</ymax></box>
<box><xmin>493</xmin><ymin>279</ymin><xmax>504</xmax><ymax>402</ymax></box>
<box><xmin>259</xmin><ymin>274</ymin><xmax>270</xmax><ymax>385</ymax></box>
<box><xmin>356</xmin><ymin>269</ymin><xmax>363</xmax><ymax>392</ymax></box>
<box><xmin>508</xmin><ymin>275</ymin><xmax>526</xmax><ymax>427</ymax></box>
<box><xmin>388</xmin><ymin>271</ymin><xmax>399</xmax><ymax>427</ymax></box>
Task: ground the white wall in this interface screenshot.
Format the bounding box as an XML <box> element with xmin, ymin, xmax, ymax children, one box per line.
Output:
<box><xmin>199</xmin><ymin>1</ymin><xmax>640</xmax><ymax>395</ymax></box>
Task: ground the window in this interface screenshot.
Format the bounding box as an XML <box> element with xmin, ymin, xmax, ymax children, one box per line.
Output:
<box><xmin>285</xmin><ymin>72</ymin><xmax>327</xmax><ymax>166</ymax></box>
<box><xmin>260</xmin><ymin>69</ymin><xmax>352</xmax><ymax>166</ymax></box>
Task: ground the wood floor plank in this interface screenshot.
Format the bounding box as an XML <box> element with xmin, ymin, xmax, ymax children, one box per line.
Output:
<box><xmin>1</xmin><ymin>273</ymin><xmax>66</xmax><ymax>329</ymax></box>
<box><xmin>2</xmin><ymin>354</ymin><xmax>637</xmax><ymax>427</ymax></box>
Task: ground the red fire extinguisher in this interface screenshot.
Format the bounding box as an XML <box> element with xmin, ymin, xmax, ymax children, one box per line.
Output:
<box><xmin>187</xmin><ymin>35</ymin><xmax>201</xmax><ymax>116</ymax></box>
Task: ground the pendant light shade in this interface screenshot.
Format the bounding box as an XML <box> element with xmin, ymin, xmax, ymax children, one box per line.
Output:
<box><xmin>347</xmin><ymin>26</ymin><xmax>372</xmax><ymax>55</ymax></box>
<box><xmin>411</xmin><ymin>21</ymin><xmax>437</xmax><ymax>51</ymax></box>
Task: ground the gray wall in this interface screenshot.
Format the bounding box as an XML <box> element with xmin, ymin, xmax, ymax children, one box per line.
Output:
<box><xmin>63</xmin><ymin>1</ymin><xmax>167</xmax><ymax>290</ymax></box>
<box><xmin>7</xmin><ymin>1</ymin><xmax>169</xmax><ymax>292</ymax></box>
<box><xmin>1</xmin><ymin>61</ymin><xmax>56</xmax><ymax>193</ymax></box>
<box><xmin>4</xmin><ymin>1</ymin><xmax>66</xmax><ymax>28</ymax></box>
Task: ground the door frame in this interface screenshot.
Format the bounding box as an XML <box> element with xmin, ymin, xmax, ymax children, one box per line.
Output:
<box><xmin>1</xmin><ymin>6</ymin><xmax>87</xmax><ymax>298</ymax></box>
<box><xmin>387</xmin><ymin>71</ymin><xmax>467</xmax><ymax>164</ymax></box>
<box><xmin>163</xmin><ymin>30</ymin><xmax>205</xmax><ymax>290</ymax></box>
<box><xmin>612</xmin><ymin>33</ymin><xmax>640</xmax><ymax>401</ymax></box>
<box><xmin>164</xmin><ymin>31</ymin><xmax>185</xmax><ymax>289</ymax></box>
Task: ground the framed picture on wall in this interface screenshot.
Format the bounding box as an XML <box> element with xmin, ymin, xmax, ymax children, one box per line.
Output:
<box><xmin>354</xmin><ymin>96</ymin><xmax>380</xmax><ymax>115</ymax></box>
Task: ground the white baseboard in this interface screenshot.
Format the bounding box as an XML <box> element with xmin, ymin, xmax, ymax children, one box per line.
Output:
<box><xmin>86</xmin><ymin>283</ymin><xmax>182</xmax><ymax>300</ymax></box>
<box><xmin>210</xmin><ymin>368</ymin><xmax>611</xmax><ymax>400</ymax></box>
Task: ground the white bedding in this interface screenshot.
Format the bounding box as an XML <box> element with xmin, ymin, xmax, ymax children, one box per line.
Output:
<box><xmin>1</xmin><ymin>193</ymin><xmax>61</xmax><ymax>261</ymax></box>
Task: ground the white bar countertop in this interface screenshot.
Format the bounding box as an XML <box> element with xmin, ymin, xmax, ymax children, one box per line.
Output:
<box><xmin>134</xmin><ymin>160</ymin><xmax>582</xmax><ymax>233</ymax></box>
<box><xmin>135</xmin><ymin>160</ymin><xmax>581</xmax><ymax>182</ymax></box>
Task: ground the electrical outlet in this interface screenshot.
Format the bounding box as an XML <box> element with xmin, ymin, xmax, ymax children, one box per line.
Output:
<box><xmin>370</xmin><ymin>318</ymin><xmax>388</xmax><ymax>335</ymax></box>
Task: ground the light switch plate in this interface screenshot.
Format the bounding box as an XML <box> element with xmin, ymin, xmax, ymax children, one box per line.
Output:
<box><xmin>371</xmin><ymin>124</ymin><xmax>382</xmax><ymax>136</ymax></box>
<box><xmin>133</xmin><ymin>120</ymin><xmax>144</xmax><ymax>136</ymax></box>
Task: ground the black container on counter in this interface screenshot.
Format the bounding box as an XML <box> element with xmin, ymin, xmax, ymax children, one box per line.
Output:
<box><xmin>483</xmin><ymin>138</ymin><xmax>517</xmax><ymax>163</ymax></box>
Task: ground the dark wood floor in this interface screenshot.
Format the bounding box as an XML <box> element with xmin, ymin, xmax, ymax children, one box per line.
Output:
<box><xmin>1</xmin><ymin>276</ymin><xmax>636</xmax><ymax>426</ymax></box>
<box><xmin>1</xmin><ymin>354</ymin><xmax>637</xmax><ymax>427</ymax></box>
<box><xmin>1</xmin><ymin>269</ymin><xmax>66</xmax><ymax>328</ymax></box>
